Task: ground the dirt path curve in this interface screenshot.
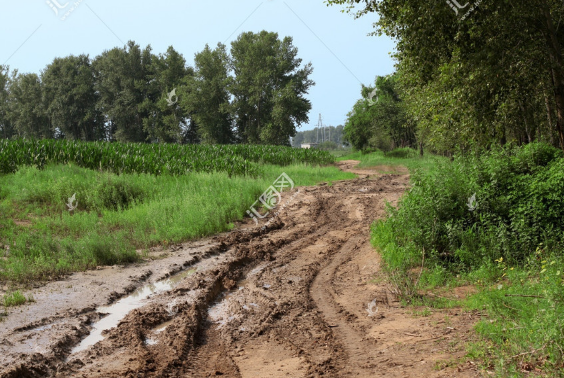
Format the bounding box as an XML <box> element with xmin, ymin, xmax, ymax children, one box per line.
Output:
<box><xmin>1</xmin><ymin>161</ymin><xmax>480</xmax><ymax>377</ymax></box>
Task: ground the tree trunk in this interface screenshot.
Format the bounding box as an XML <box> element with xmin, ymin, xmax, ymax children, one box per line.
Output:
<box><xmin>545</xmin><ymin>90</ymin><xmax>555</xmax><ymax>146</ymax></box>
<box><xmin>541</xmin><ymin>3</ymin><xmax>564</xmax><ymax>150</ymax></box>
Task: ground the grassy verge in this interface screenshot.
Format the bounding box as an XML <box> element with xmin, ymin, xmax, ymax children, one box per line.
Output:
<box><xmin>337</xmin><ymin>147</ymin><xmax>443</xmax><ymax>172</ymax></box>
<box><xmin>0</xmin><ymin>163</ymin><xmax>354</xmax><ymax>283</ymax></box>
<box><xmin>371</xmin><ymin>143</ymin><xmax>564</xmax><ymax>376</ymax></box>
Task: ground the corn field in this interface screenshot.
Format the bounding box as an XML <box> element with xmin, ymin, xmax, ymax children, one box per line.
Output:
<box><xmin>0</xmin><ymin>140</ymin><xmax>334</xmax><ymax>177</ymax></box>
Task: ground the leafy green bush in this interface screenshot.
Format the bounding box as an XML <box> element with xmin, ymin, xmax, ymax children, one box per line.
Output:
<box><xmin>98</xmin><ymin>179</ymin><xmax>146</xmax><ymax>210</ymax></box>
<box><xmin>372</xmin><ymin>143</ymin><xmax>564</xmax><ymax>374</ymax></box>
<box><xmin>384</xmin><ymin>147</ymin><xmax>418</xmax><ymax>159</ymax></box>
<box><xmin>374</xmin><ymin>143</ymin><xmax>564</xmax><ymax>272</ymax></box>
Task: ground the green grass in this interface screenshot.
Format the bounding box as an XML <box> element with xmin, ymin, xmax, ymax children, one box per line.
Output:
<box><xmin>370</xmin><ymin>143</ymin><xmax>564</xmax><ymax>376</ymax></box>
<box><xmin>3</xmin><ymin>291</ymin><xmax>32</xmax><ymax>307</ymax></box>
<box><xmin>337</xmin><ymin>148</ymin><xmax>443</xmax><ymax>172</ymax></box>
<box><xmin>328</xmin><ymin>149</ymin><xmax>353</xmax><ymax>158</ymax></box>
<box><xmin>0</xmin><ymin>163</ymin><xmax>354</xmax><ymax>282</ymax></box>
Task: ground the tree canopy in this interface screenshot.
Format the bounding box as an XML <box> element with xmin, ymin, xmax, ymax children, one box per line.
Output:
<box><xmin>328</xmin><ymin>0</ymin><xmax>564</xmax><ymax>152</ymax></box>
<box><xmin>0</xmin><ymin>31</ymin><xmax>314</xmax><ymax>146</ymax></box>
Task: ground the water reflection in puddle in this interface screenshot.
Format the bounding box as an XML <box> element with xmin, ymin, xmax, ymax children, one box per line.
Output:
<box><xmin>71</xmin><ymin>268</ymin><xmax>197</xmax><ymax>354</ymax></box>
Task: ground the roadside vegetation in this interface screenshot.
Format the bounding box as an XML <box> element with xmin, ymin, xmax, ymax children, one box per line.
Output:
<box><xmin>3</xmin><ymin>291</ymin><xmax>33</xmax><ymax>307</ymax></box>
<box><xmin>370</xmin><ymin>143</ymin><xmax>564</xmax><ymax>375</ymax></box>
<box><xmin>337</xmin><ymin>147</ymin><xmax>440</xmax><ymax>173</ymax></box>
<box><xmin>0</xmin><ymin>144</ymin><xmax>353</xmax><ymax>283</ymax></box>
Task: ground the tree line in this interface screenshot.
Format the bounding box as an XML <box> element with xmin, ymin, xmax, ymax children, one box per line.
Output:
<box><xmin>0</xmin><ymin>31</ymin><xmax>314</xmax><ymax>146</ymax></box>
<box><xmin>291</xmin><ymin>125</ymin><xmax>345</xmax><ymax>148</ymax></box>
<box><xmin>330</xmin><ymin>0</ymin><xmax>564</xmax><ymax>153</ymax></box>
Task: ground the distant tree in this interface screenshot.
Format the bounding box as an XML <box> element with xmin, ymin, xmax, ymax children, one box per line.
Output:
<box><xmin>181</xmin><ymin>43</ymin><xmax>233</xmax><ymax>144</ymax></box>
<box><xmin>328</xmin><ymin>0</ymin><xmax>564</xmax><ymax>151</ymax></box>
<box><xmin>93</xmin><ymin>41</ymin><xmax>153</xmax><ymax>142</ymax></box>
<box><xmin>143</xmin><ymin>46</ymin><xmax>193</xmax><ymax>143</ymax></box>
<box><xmin>42</xmin><ymin>55</ymin><xmax>102</xmax><ymax>140</ymax></box>
<box><xmin>343</xmin><ymin>74</ymin><xmax>414</xmax><ymax>151</ymax></box>
<box><xmin>292</xmin><ymin>125</ymin><xmax>345</xmax><ymax>147</ymax></box>
<box><xmin>230</xmin><ymin>31</ymin><xmax>314</xmax><ymax>145</ymax></box>
<box><xmin>318</xmin><ymin>141</ymin><xmax>338</xmax><ymax>150</ymax></box>
<box><xmin>0</xmin><ymin>66</ymin><xmax>14</xmax><ymax>139</ymax></box>
<box><xmin>9</xmin><ymin>72</ymin><xmax>50</xmax><ymax>138</ymax></box>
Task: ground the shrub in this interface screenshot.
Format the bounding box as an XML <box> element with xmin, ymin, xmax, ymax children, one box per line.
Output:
<box><xmin>374</xmin><ymin>142</ymin><xmax>564</xmax><ymax>272</ymax></box>
<box><xmin>98</xmin><ymin>179</ymin><xmax>146</xmax><ymax>210</ymax></box>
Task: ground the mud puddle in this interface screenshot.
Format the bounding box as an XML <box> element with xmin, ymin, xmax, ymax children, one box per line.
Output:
<box><xmin>71</xmin><ymin>268</ymin><xmax>197</xmax><ymax>354</ymax></box>
<box><xmin>1</xmin><ymin>162</ymin><xmax>482</xmax><ymax>377</ymax></box>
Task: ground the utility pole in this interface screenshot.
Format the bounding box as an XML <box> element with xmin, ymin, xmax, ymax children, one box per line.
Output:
<box><xmin>317</xmin><ymin>114</ymin><xmax>323</xmax><ymax>144</ymax></box>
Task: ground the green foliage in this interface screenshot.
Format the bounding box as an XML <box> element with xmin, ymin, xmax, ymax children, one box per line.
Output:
<box><xmin>0</xmin><ymin>139</ymin><xmax>334</xmax><ymax>177</ymax></box>
<box><xmin>42</xmin><ymin>54</ymin><xmax>103</xmax><ymax>141</ymax></box>
<box><xmin>344</xmin><ymin>74</ymin><xmax>416</xmax><ymax>151</ymax></box>
<box><xmin>0</xmin><ymin>155</ymin><xmax>350</xmax><ymax>282</ymax></box>
<box><xmin>0</xmin><ymin>66</ymin><xmax>13</xmax><ymax>139</ymax></box>
<box><xmin>2</xmin><ymin>33</ymin><xmax>315</xmax><ymax>146</ymax></box>
<box><xmin>384</xmin><ymin>147</ymin><xmax>418</xmax><ymax>159</ymax></box>
<box><xmin>371</xmin><ymin>143</ymin><xmax>564</xmax><ymax>374</ymax></box>
<box><xmin>292</xmin><ymin>125</ymin><xmax>345</xmax><ymax>148</ymax></box>
<box><xmin>3</xmin><ymin>291</ymin><xmax>28</xmax><ymax>307</ymax></box>
<box><xmin>463</xmin><ymin>254</ymin><xmax>564</xmax><ymax>375</ymax></box>
<box><xmin>181</xmin><ymin>43</ymin><xmax>233</xmax><ymax>144</ymax></box>
<box><xmin>338</xmin><ymin>148</ymin><xmax>440</xmax><ymax>172</ymax></box>
<box><xmin>374</xmin><ymin>143</ymin><xmax>564</xmax><ymax>271</ymax></box>
<box><xmin>328</xmin><ymin>0</ymin><xmax>564</xmax><ymax>152</ymax></box>
<box><xmin>98</xmin><ymin>179</ymin><xmax>146</xmax><ymax>211</ymax></box>
<box><xmin>316</xmin><ymin>141</ymin><xmax>338</xmax><ymax>151</ymax></box>
<box><xmin>8</xmin><ymin>72</ymin><xmax>51</xmax><ymax>139</ymax></box>
<box><xmin>230</xmin><ymin>31</ymin><xmax>314</xmax><ymax>145</ymax></box>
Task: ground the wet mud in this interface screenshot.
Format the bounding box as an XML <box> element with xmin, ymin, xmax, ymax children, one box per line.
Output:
<box><xmin>0</xmin><ymin>162</ymin><xmax>480</xmax><ymax>377</ymax></box>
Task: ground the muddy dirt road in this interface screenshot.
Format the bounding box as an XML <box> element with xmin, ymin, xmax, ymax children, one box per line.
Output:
<box><xmin>1</xmin><ymin>162</ymin><xmax>480</xmax><ymax>377</ymax></box>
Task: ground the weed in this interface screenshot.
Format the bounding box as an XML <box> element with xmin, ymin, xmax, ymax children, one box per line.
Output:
<box><xmin>412</xmin><ymin>308</ymin><xmax>432</xmax><ymax>317</ymax></box>
<box><xmin>3</xmin><ymin>291</ymin><xmax>27</xmax><ymax>307</ymax></box>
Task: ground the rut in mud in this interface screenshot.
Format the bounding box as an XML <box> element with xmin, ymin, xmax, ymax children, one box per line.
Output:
<box><xmin>1</xmin><ymin>162</ymin><xmax>480</xmax><ymax>377</ymax></box>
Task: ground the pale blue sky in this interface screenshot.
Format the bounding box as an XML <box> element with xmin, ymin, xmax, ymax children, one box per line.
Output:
<box><xmin>1</xmin><ymin>0</ymin><xmax>396</xmax><ymax>131</ymax></box>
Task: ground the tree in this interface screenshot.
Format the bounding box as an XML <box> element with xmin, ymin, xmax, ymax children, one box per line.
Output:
<box><xmin>0</xmin><ymin>66</ymin><xmax>14</xmax><ymax>139</ymax></box>
<box><xmin>143</xmin><ymin>46</ymin><xmax>193</xmax><ymax>143</ymax></box>
<box><xmin>180</xmin><ymin>43</ymin><xmax>233</xmax><ymax>144</ymax></box>
<box><xmin>230</xmin><ymin>31</ymin><xmax>314</xmax><ymax>145</ymax></box>
<box><xmin>328</xmin><ymin>0</ymin><xmax>564</xmax><ymax>151</ymax></box>
<box><xmin>42</xmin><ymin>55</ymin><xmax>102</xmax><ymax>140</ymax></box>
<box><xmin>9</xmin><ymin>72</ymin><xmax>50</xmax><ymax>138</ymax></box>
<box><xmin>93</xmin><ymin>41</ymin><xmax>153</xmax><ymax>142</ymax></box>
<box><xmin>292</xmin><ymin>125</ymin><xmax>345</xmax><ymax>147</ymax></box>
<box><xmin>343</xmin><ymin>74</ymin><xmax>414</xmax><ymax>151</ymax></box>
